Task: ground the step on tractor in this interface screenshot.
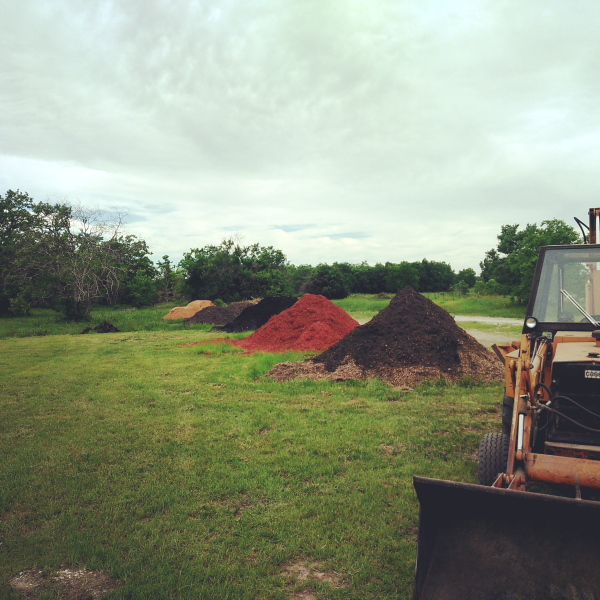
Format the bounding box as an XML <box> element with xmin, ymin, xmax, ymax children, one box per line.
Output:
<box><xmin>413</xmin><ymin>209</ymin><xmax>600</xmax><ymax>599</ymax></box>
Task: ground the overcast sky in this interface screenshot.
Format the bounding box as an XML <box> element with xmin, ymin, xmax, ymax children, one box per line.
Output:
<box><xmin>2</xmin><ymin>0</ymin><xmax>599</xmax><ymax>271</ymax></box>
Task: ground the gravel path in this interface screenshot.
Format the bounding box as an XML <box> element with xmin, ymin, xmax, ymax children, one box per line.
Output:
<box><xmin>463</xmin><ymin>329</ymin><xmax>518</xmax><ymax>347</ymax></box>
<box><xmin>453</xmin><ymin>315</ymin><xmax>523</xmax><ymax>326</ymax></box>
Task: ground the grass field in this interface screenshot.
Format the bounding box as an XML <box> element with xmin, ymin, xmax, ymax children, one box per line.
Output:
<box><xmin>0</xmin><ymin>304</ymin><xmax>212</xmax><ymax>340</ymax></box>
<box><xmin>333</xmin><ymin>293</ymin><xmax>526</xmax><ymax>322</ymax></box>
<box><xmin>422</xmin><ymin>293</ymin><xmax>527</xmax><ymax>319</ymax></box>
<box><xmin>0</xmin><ymin>328</ymin><xmax>504</xmax><ymax>599</ymax></box>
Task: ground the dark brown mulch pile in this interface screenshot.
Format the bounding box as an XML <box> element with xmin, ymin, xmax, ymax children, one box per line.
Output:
<box><xmin>184</xmin><ymin>301</ymin><xmax>254</xmax><ymax>326</ymax></box>
<box><xmin>80</xmin><ymin>321</ymin><xmax>121</xmax><ymax>334</ymax></box>
<box><xmin>269</xmin><ymin>286</ymin><xmax>503</xmax><ymax>387</ymax></box>
<box><xmin>218</xmin><ymin>296</ymin><xmax>298</xmax><ymax>332</ymax></box>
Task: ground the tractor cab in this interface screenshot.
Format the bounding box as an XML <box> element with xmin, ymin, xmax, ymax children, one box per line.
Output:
<box><xmin>520</xmin><ymin>244</ymin><xmax>600</xmax><ymax>454</ymax></box>
<box><xmin>528</xmin><ymin>244</ymin><xmax>600</xmax><ymax>332</ymax></box>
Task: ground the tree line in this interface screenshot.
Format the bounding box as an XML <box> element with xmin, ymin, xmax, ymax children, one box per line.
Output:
<box><xmin>0</xmin><ymin>189</ymin><xmax>581</xmax><ymax>318</ymax></box>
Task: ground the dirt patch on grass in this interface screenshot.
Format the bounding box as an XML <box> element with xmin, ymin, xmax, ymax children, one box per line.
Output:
<box><xmin>282</xmin><ymin>560</ymin><xmax>346</xmax><ymax>590</ymax></box>
<box><xmin>380</xmin><ymin>443</ymin><xmax>406</xmax><ymax>456</ymax></box>
<box><xmin>9</xmin><ymin>568</ymin><xmax>123</xmax><ymax>599</ymax></box>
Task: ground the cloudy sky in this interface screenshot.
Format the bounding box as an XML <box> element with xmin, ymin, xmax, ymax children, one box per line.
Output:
<box><xmin>2</xmin><ymin>0</ymin><xmax>599</xmax><ymax>271</ymax></box>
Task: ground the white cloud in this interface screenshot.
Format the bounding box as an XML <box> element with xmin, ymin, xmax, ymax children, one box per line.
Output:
<box><xmin>2</xmin><ymin>0</ymin><xmax>600</xmax><ymax>270</ymax></box>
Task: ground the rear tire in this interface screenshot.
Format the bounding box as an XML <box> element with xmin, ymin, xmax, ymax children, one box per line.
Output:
<box><xmin>477</xmin><ymin>433</ymin><xmax>509</xmax><ymax>486</ymax></box>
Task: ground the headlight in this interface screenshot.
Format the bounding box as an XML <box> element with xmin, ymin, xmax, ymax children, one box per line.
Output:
<box><xmin>525</xmin><ymin>317</ymin><xmax>538</xmax><ymax>329</ymax></box>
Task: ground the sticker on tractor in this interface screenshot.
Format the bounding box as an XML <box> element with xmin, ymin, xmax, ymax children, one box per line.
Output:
<box><xmin>585</xmin><ymin>370</ymin><xmax>600</xmax><ymax>379</ymax></box>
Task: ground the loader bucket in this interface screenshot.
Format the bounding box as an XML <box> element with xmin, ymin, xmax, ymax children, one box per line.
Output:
<box><xmin>413</xmin><ymin>476</ymin><xmax>600</xmax><ymax>600</ymax></box>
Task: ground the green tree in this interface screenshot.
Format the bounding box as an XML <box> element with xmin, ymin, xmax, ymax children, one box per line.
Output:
<box><xmin>0</xmin><ymin>190</ymin><xmax>62</xmax><ymax>314</ymax></box>
<box><xmin>156</xmin><ymin>255</ymin><xmax>176</xmax><ymax>302</ymax></box>
<box><xmin>480</xmin><ymin>248</ymin><xmax>502</xmax><ymax>283</ymax></box>
<box><xmin>5</xmin><ymin>198</ymin><xmax>150</xmax><ymax>318</ymax></box>
<box><xmin>473</xmin><ymin>279</ymin><xmax>487</xmax><ymax>297</ymax></box>
<box><xmin>416</xmin><ymin>259</ymin><xmax>455</xmax><ymax>292</ymax></box>
<box><xmin>127</xmin><ymin>270</ymin><xmax>157</xmax><ymax>307</ymax></box>
<box><xmin>303</xmin><ymin>263</ymin><xmax>353</xmax><ymax>299</ymax></box>
<box><xmin>349</xmin><ymin>262</ymin><xmax>388</xmax><ymax>294</ymax></box>
<box><xmin>452</xmin><ymin>280</ymin><xmax>469</xmax><ymax>296</ymax></box>
<box><xmin>481</xmin><ymin>219</ymin><xmax>581</xmax><ymax>303</ymax></box>
<box><xmin>456</xmin><ymin>268</ymin><xmax>477</xmax><ymax>288</ymax></box>
<box><xmin>384</xmin><ymin>261</ymin><xmax>420</xmax><ymax>292</ymax></box>
<box><xmin>288</xmin><ymin>264</ymin><xmax>313</xmax><ymax>295</ymax></box>
<box><xmin>179</xmin><ymin>238</ymin><xmax>291</xmax><ymax>302</ymax></box>
<box><xmin>109</xmin><ymin>235</ymin><xmax>155</xmax><ymax>305</ymax></box>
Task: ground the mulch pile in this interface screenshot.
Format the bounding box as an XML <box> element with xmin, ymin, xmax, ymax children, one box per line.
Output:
<box><xmin>268</xmin><ymin>286</ymin><xmax>504</xmax><ymax>386</ymax></box>
<box><xmin>80</xmin><ymin>321</ymin><xmax>121</xmax><ymax>334</ymax></box>
<box><xmin>184</xmin><ymin>301</ymin><xmax>256</xmax><ymax>326</ymax></box>
<box><xmin>219</xmin><ymin>296</ymin><xmax>299</xmax><ymax>332</ymax></box>
<box><xmin>163</xmin><ymin>300</ymin><xmax>214</xmax><ymax>320</ymax></box>
<box><xmin>209</xmin><ymin>294</ymin><xmax>358</xmax><ymax>353</ymax></box>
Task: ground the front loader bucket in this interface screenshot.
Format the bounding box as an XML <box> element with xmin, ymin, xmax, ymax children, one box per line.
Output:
<box><xmin>413</xmin><ymin>476</ymin><xmax>600</xmax><ymax>600</ymax></box>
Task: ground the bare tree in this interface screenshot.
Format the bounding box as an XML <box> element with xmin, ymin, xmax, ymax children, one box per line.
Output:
<box><xmin>13</xmin><ymin>201</ymin><xmax>137</xmax><ymax>318</ymax></box>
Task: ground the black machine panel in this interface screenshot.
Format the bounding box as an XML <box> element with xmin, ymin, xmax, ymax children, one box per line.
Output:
<box><xmin>549</xmin><ymin>361</ymin><xmax>600</xmax><ymax>446</ymax></box>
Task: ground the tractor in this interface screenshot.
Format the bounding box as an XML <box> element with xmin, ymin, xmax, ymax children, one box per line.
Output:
<box><xmin>413</xmin><ymin>209</ymin><xmax>600</xmax><ymax>599</ymax></box>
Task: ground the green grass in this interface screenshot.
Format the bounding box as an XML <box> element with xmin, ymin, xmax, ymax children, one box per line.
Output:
<box><xmin>0</xmin><ymin>330</ymin><xmax>504</xmax><ymax>599</ymax></box>
<box><xmin>0</xmin><ymin>303</ymin><xmax>214</xmax><ymax>340</ymax></box>
<box><xmin>332</xmin><ymin>296</ymin><xmax>392</xmax><ymax>321</ymax></box>
<box><xmin>334</xmin><ymin>293</ymin><xmax>526</xmax><ymax>322</ymax></box>
<box><xmin>457</xmin><ymin>321</ymin><xmax>522</xmax><ymax>339</ymax></box>
<box><xmin>422</xmin><ymin>293</ymin><xmax>527</xmax><ymax>319</ymax></box>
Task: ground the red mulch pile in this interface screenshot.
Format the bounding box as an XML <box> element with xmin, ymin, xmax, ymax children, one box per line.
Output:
<box><xmin>206</xmin><ymin>294</ymin><xmax>358</xmax><ymax>353</ymax></box>
<box><xmin>268</xmin><ymin>286</ymin><xmax>504</xmax><ymax>386</ymax></box>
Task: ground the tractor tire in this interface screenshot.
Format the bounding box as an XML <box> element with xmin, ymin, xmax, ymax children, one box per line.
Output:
<box><xmin>502</xmin><ymin>394</ymin><xmax>514</xmax><ymax>436</ymax></box>
<box><xmin>477</xmin><ymin>433</ymin><xmax>509</xmax><ymax>486</ymax></box>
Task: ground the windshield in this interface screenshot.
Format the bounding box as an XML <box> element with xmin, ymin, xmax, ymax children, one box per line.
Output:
<box><xmin>532</xmin><ymin>247</ymin><xmax>600</xmax><ymax>323</ymax></box>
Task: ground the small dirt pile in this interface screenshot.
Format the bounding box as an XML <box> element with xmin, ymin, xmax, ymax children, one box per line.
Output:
<box><xmin>184</xmin><ymin>301</ymin><xmax>256</xmax><ymax>325</ymax></box>
<box><xmin>163</xmin><ymin>300</ymin><xmax>214</xmax><ymax>320</ymax></box>
<box><xmin>269</xmin><ymin>286</ymin><xmax>503</xmax><ymax>386</ymax></box>
<box><xmin>219</xmin><ymin>296</ymin><xmax>299</xmax><ymax>332</ymax></box>
<box><xmin>81</xmin><ymin>321</ymin><xmax>121</xmax><ymax>334</ymax></box>
<box><xmin>229</xmin><ymin>294</ymin><xmax>358</xmax><ymax>352</ymax></box>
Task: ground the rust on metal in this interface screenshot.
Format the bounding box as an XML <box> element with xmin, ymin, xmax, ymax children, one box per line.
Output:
<box><xmin>545</xmin><ymin>441</ymin><xmax>600</xmax><ymax>461</ymax></box>
<box><xmin>525</xmin><ymin>452</ymin><xmax>600</xmax><ymax>488</ymax></box>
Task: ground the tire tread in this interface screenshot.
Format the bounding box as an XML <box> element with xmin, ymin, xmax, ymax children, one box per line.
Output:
<box><xmin>477</xmin><ymin>432</ymin><xmax>509</xmax><ymax>486</ymax></box>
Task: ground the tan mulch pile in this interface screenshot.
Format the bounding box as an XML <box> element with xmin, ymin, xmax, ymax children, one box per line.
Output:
<box><xmin>163</xmin><ymin>300</ymin><xmax>214</xmax><ymax>320</ymax></box>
